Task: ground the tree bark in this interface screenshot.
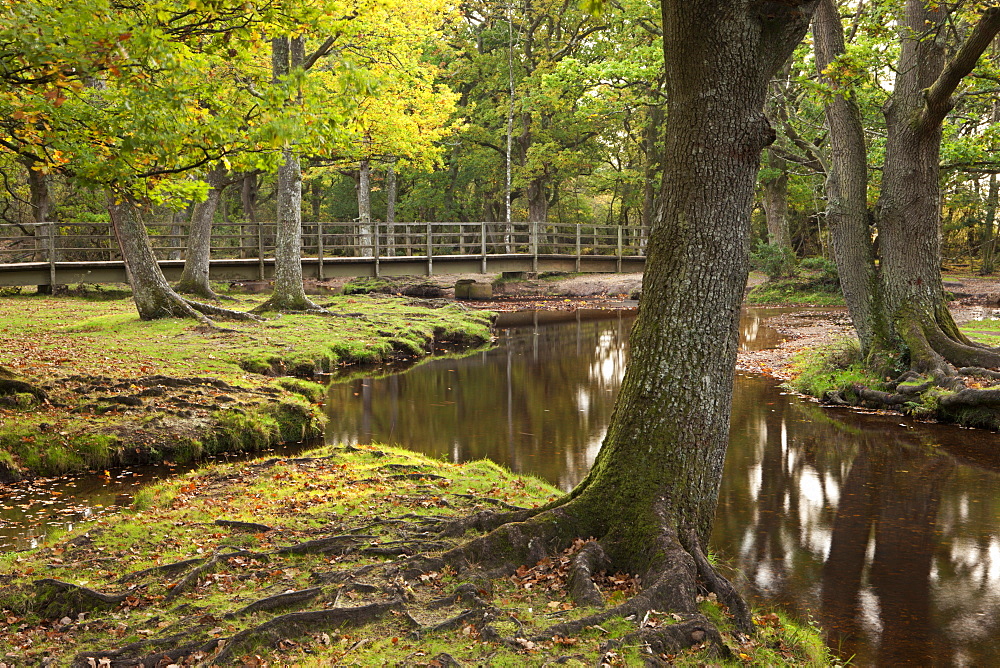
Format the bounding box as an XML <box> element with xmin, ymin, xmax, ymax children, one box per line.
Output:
<box><xmin>108</xmin><ymin>196</ymin><xmax>208</xmax><ymax>321</ymax></box>
<box><xmin>257</xmin><ymin>35</ymin><xmax>319</xmax><ymax>312</ymax></box>
<box><xmin>386</xmin><ymin>160</ymin><xmax>397</xmax><ymax>254</ymax></box>
<box><xmin>357</xmin><ymin>158</ymin><xmax>374</xmax><ymax>258</ymax></box>
<box><xmin>876</xmin><ymin>1</ymin><xmax>1000</xmax><ymax>373</ymax></box>
<box><xmin>566</xmin><ymin>0</ymin><xmax>815</xmax><ymax>558</ymax></box>
<box><xmin>982</xmin><ymin>172</ymin><xmax>998</xmax><ymax>275</ymax></box>
<box><xmin>175</xmin><ymin>164</ymin><xmax>228</xmax><ymax>299</ymax></box>
<box><xmin>813</xmin><ymin>0</ymin><xmax>891</xmax><ymax>356</ymax></box>
<box><xmin>240</xmin><ymin>172</ymin><xmax>259</xmax><ymax>260</ymax></box>
<box><xmin>817</xmin><ymin>0</ymin><xmax>1000</xmax><ymax>372</ymax></box>
<box><xmin>426</xmin><ymin>2</ymin><xmax>819</xmax><ymax>652</ymax></box>
<box><xmin>760</xmin><ymin>148</ymin><xmax>791</xmax><ymax>249</ymax></box>
<box><xmin>23</xmin><ymin>161</ymin><xmax>55</xmax><ymax>294</ymax></box>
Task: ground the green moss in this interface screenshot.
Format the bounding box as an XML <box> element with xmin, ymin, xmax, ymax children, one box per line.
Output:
<box><xmin>203</xmin><ymin>407</ymin><xmax>281</xmax><ymax>454</ymax></box>
<box><xmin>273</xmin><ymin>378</ymin><xmax>325</xmax><ymax>403</ymax></box>
<box><xmin>342</xmin><ymin>277</ymin><xmax>396</xmax><ymax>295</ymax></box>
<box><xmin>788</xmin><ymin>338</ymin><xmax>881</xmax><ymax>399</ymax></box>
<box><xmin>0</xmin><ymin>426</ymin><xmax>121</xmax><ymax>476</ymax></box>
<box><xmin>747</xmin><ymin>276</ymin><xmax>845</xmax><ymax>306</ymax></box>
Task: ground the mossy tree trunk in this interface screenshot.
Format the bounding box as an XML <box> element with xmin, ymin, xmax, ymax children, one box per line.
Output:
<box><xmin>257</xmin><ymin>35</ymin><xmax>320</xmax><ymax>312</ymax></box>
<box><xmin>761</xmin><ymin>148</ymin><xmax>791</xmax><ymax>250</ymax></box>
<box><xmin>430</xmin><ymin>0</ymin><xmax>819</xmax><ymax>652</ymax></box>
<box><xmin>816</xmin><ymin>0</ymin><xmax>1000</xmax><ymax>374</ymax></box>
<box><xmin>563</xmin><ymin>0</ymin><xmax>816</xmax><ymax>563</ymax></box>
<box><xmin>108</xmin><ymin>195</ymin><xmax>258</xmax><ymax>323</ymax></box>
<box><xmin>175</xmin><ymin>164</ymin><xmax>230</xmax><ymax>300</ymax></box>
<box><xmin>813</xmin><ymin>0</ymin><xmax>893</xmax><ymax>357</ymax></box>
<box><xmin>109</xmin><ymin>195</ymin><xmax>206</xmax><ymax>321</ymax></box>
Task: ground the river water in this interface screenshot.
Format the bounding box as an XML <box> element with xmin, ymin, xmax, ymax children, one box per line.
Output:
<box><xmin>2</xmin><ymin>308</ymin><xmax>998</xmax><ymax>665</ymax></box>
<box><xmin>327</xmin><ymin>309</ymin><xmax>1000</xmax><ymax>667</ymax></box>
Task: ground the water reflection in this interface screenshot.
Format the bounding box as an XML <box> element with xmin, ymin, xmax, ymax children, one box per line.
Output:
<box><xmin>328</xmin><ymin>308</ymin><xmax>1000</xmax><ymax>666</ymax></box>
<box><xmin>2</xmin><ymin>307</ymin><xmax>998</xmax><ymax>666</ymax></box>
<box><xmin>722</xmin><ymin>370</ymin><xmax>1000</xmax><ymax>667</ymax></box>
<box><xmin>326</xmin><ymin>310</ymin><xmax>631</xmax><ymax>490</ymax></box>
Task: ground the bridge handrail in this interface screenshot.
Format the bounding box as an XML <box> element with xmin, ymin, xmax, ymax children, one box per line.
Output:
<box><xmin>0</xmin><ymin>220</ymin><xmax>650</xmax><ymax>278</ymax></box>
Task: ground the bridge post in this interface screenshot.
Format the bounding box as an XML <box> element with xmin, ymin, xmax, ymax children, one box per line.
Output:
<box><xmin>426</xmin><ymin>222</ymin><xmax>433</xmax><ymax>276</ymax></box>
<box><xmin>374</xmin><ymin>222</ymin><xmax>381</xmax><ymax>278</ymax></box>
<box><xmin>576</xmin><ymin>223</ymin><xmax>581</xmax><ymax>272</ymax></box>
<box><xmin>46</xmin><ymin>222</ymin><xmax>56</xmax><ymax>287</ymax></box>
<box><xmin>532</xmin><ymin>220</ymin><xmax>538</xmax><ymax>272</ymax></box>
<box><xmin>616</xmin><ymin>225</ymin><xmax>623</xmax><ymax>273</ymax></box>
<box><xmin>257</xmin><ymin>223</ymin><xmax>265</xmax><ymax>280</ymax></box>
<box><xmin>480</xmin><ymin>221</ymin><xmax>487</xmax><ymax>274</ymax></box>
<box><xmin>317</xmin><ymin>221</ymin><xmax>325</xmax><ymax>280</ymax></box>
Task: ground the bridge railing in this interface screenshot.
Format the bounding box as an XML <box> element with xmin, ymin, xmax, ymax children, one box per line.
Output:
<box><xmin>0</xmin><ymin>220</ymin><xmax>650</xmax><ymax>275</ymax></box>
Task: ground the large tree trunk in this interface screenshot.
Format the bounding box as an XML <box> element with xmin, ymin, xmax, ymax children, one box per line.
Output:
<box><xmin>175</xmin><ymin>165</ymin><xmax>228</xmax><ymax>299</ymax></box>
<box><xmin>982</xmin><ymin>172</ymin><xmax>998</xmax><ymax>275</ymax></box>
<box><xmin>876</xmin><ymin>1</ymin><xmax>1000</xmax><ymax>374</ymax></box>
<box><xmin>760</xmin><ymin>149</ymin><xmax>791</xmax><ymax>249</ymax></box>
<box><xmin>108</xmin><ymin>195</ymin><xmax>258</xmax><ymax>323</ymax></box>
<box><xmin>240</xmin><ymin>172</ymin><xmax>259</xmax><ymax>261</ymax></box>
<box><xmin>257</xmin><ymin>36</ymin><xmax>319</xmax><ymax>312</ymax></box>
<box><xmin>526</xmin><ymin>175</ymin><xmax>547</xmax><ymax>224</ymax></box>
<box><xmin>385</xmin><ymin>161</ymin><xmax>397</xmax><ymax>254</ymax></box>
<box><xmin>418</xmin><ymin>0</ymin><xmax>818</xmax><ymax>653</ymax></box>
<box><xmin>356</xmin><ymin>158</ymin><xmax>374</xmax><ymax>258</ymax></box>
<box><xmin>818</xmin><ymin>0</ymin><xmax>1000</xmax><ymax>374</ymax></box>
<box><xmin>23</xmin><ymin>161</ymin><xmax>55</xmax><ymax>294</ymax></box>
<box><xmin>813</xmin><ymin>0</ymin><xmax>892</xmax><ymax>356</ymax></box>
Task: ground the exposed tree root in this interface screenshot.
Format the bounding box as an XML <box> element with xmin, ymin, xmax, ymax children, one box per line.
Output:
<box><xmin>213</xmin><ymin>600</ymin><xmax>407</xmax><ymax>663</ymax></box>
<box><xmin>0</xmin><ymin>365</ymin><xmax>47</xmax><ymax>401</ymax></box>
<box><xmin>7</xmin><ymin>456</ymin><xmax>765</xmax><ymax>664</ymax></box>
<box><xmin>250</xmin><ymin>294</ymin><xmax>329</xmax><ymax>315</ymax></box>
<box><xmin>214</xmin><ymin>519</ymin><xmax>273</xmax><ymax>533</ymax></box>
<box><xmin>225</xmin><ymin>587</ymin><xmax>322</xmax><ymax>618</ymax></box>
<box><xmin>164</xmin><ymin>553</ymin><xmax>224</xmax><ymax>602</ymax></box>
<box><xmin>566</xmin><ymin>541</ymin><xmax>610</xmax><ymax>607</ymax></box>
<box><xmin>185</xmin><ymin>298</ymin><xmax>261</xmax><ymax>323</ymax></box>
<box><xmin>390</xmin><ymin>495</ymin><xmax>748</xmax><ymax>657</ymax></box>
<box><xmin>821</xmin><ymin>305</ymin><xmax>1000</xmax><ymax>427</ymax></box>
<box><xmin>33</xmin><ymin>579</ymin><xmax>128</xmax><ymax>618</ymax></box>
<box><xmin>275</xmin><ymin>534</ymin><xmax>375</xmax><ymax>556</ymax></box>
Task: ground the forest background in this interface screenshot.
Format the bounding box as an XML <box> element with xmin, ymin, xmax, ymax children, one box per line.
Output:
<box><xmin>1</xmin><ymin>0</ymin><xmax>996</xmax><ymax>275</ymax></box>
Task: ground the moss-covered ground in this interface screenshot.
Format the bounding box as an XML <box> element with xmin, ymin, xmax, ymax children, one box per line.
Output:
<box><xmin>0</xmin><ymin>445</ymin><xmax>836</xmax><ymax>667</ymax></box>
<box><xmin>0</xmin><ymin>286</ymin><xmax>493</xmax><ymax>479</ymax></box>
<box><xmin>746</xmin><ymin>278</ymin><xmax>845</xmax><ymax>307</ymax></box>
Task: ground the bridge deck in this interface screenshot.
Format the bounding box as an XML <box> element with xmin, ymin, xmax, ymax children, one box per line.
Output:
<box><xmin>0</xmin><ymin>254</ymin><xmax>647</xmax><ymax>287</ymax></box>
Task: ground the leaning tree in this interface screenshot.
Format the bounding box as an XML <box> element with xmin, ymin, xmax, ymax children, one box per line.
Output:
<box><xmin>402</xmin><ymin>0</ymin><xmax>819</xmax><ymax>653</ymax></box>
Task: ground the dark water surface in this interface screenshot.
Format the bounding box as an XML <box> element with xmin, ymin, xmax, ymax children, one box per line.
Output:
<box><xmin>326</xmin><ymin>309</ymin><xmax>1000</xmax><ymax>667</ymax></box>
<box><xmin>2</xmin><ymin>308</ymin><xmax>998</xmax><ymax>665</ymax></box>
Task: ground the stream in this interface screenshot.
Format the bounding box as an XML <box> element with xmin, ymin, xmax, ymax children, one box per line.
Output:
<box><xmin>2</xmin><ymin>307</ymin><xmax>999</xmax><ymax>666</ymax></box>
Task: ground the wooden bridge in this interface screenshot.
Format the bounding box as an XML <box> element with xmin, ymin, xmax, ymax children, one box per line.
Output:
<box><xmin>0</xmin><ymin>221</ymin><xmax>648</xmax><ymax>287</ymax></box>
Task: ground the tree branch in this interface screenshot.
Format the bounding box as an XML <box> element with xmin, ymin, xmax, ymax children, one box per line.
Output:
<box><xmin>920</xmin><ymin>7</ymin><xmax>1000</xmax><ymax>132</ymax></box>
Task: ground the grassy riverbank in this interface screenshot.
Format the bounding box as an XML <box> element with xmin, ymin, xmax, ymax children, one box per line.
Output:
<box><xmin>0</xmin><ymin>287</ymin><xmax>493</xmax><ymax>480</ymax></box>
<box><xmin>0</xmin><ymin>444</ymin><xmax>834</xmax><ymax>666</ymax></box>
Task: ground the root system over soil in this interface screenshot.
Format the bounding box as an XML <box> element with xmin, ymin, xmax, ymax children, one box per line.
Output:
<box><xmin>0</xmin><ymin>446</ymin><xmax>826</xmax><ymax>666</ymax></box>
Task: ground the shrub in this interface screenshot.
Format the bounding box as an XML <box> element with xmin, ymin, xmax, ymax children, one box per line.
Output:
<box><xmin>750</xmin><ymin>241</ymin><xmax>797</xmax><ymax>279</ymax></box>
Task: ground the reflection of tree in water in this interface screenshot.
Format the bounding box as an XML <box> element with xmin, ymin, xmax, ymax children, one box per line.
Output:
<box><xmin>716</xmin><ymin>379</ymin><xmax>1000</xmax><ymax>666</ymax></box>
<box><xmin>324</xmin><ymin>313</ymin><xmax>631</xmax><ymax>490</ymax></box>
<box><xmin>325</xmin><ymin>311</ymin><xmax>1000</xmax><ymax>665</ymax></box>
